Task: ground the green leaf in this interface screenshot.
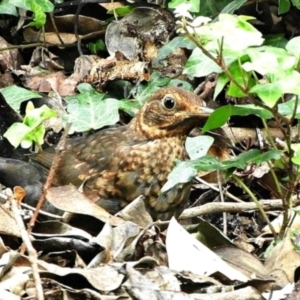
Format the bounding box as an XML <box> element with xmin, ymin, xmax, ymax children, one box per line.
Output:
<box><xmin>168</xmin><ymin>79</ymin><xmax>193</xmax><ymax>91</ymax></box>
<box><xmin>232</xmin><ymin>105</ymin><xmax>273</xmax><ymax>119</ymax></box>
<box><xmin>185</xmin><ymin>48</ymin><xmax>223</xmax><ymax>77</ymax></box>
<box><xmin>161</xmin><ymin>161</ymin><xmax>197</xmax><ymax>193</ymax></box>
<box><xmin>28</xmin><ymin>0</ymin><xmax>46</xmax><ymax>27</ymax></box>
<box><xmin>220</xmin><ymin>149</ymin><xmax>280</xmax><ymax>169</ymax></box>
<box><xmin>263</xmin><ymin>34</ymin><xmax>288</xmax><ymax>48</ymax></box>
<box><xmin>23</xmin><ymin>103</ymin><xmax>57</xmax><ymax>128</ymax></box>
<box><xmin>220</xmin><ymin>0</ymin><xmax>248</xmax><ymax>14</ymax></box>
<box><xmin>131</xmin><ymin>72</ymin><xmax>171</xmax><ymax>105</ymax></box>
<box><xmin>200</xmin><ymin>0</ymin><xmax>229</xmax><ymax>16</ymax></box>
<box><xmin>291</xmin><ymin>0</ymin><xmax>300</xmax><ymax>9</ymax></box>
<box><xmin>168</xmin><ymin>0</ymin><xmax>200</xmax><ymax>12</ymax></box>
<box><xmin>278</xmin><ymin>0</ymin><xmax>290</xmax><ymax>14</ymax></box>
<box><xmin>202</xmin><ymin>104</ymin><xmax>273</xmax><ymax>133</ymax></box>
<box><xmin>214</xmin><ymin>73</ymin><xmax>229</xmax><ymax>100</ymax></box>
<box><xmin>65</xmin><ymin>84</ymin><xmax>120</xmax><ymax>134</ymax></box>
<box><xmin>88</xmin><ymin>39</ymin><xmax>106</xmax><ymax>54</ymax></box>
<box><xmin>286</xmin><ymin>36</ymin><xmax>300</xmax><ymax>63</ymax></box>
<box><xmin>0</xmin><ymin>0</ymin><xmax>18</xmax><ymax>16</ymax></box>
<box><xmin>118</xmin><ymin>99</ymin><xmax>140</xmax><ymax>116</ymax></box>
<box><xmin>202</xmin><ymin>105</ymin><xmax>232</xmax><ymax>133</ymax></box>
<box><xmin>227</xmin><ymin>61</ymin><xmax>255</xmax><ymax>97</ymax></box>
<box><xmin>3</xmin><ymin>103</ymin><xmax>55</xmax><ymax>148</ymax></box>
<box><xmin>0</xmin><ymin>86</ymin><xmax>42</xmax><ymax>110</ymax></box>
<box><xmin>250</xmin><ymin>82</ymin><xmax>282</xmax><ymax>107</ymax></box>
<box><xmin>209</xmin><ymin>14</ymin><xmax>264</xmax><ymax>51</ymax></box>
<box><xmin>9</xmin><ymin>0</ymin><xmax>53</xmax><ymax>12</ymax></box>
<box><xmin>291</xmin><ymin>144</ymin><xmax>300</xmax><ymax>165</ymax></box>
<box><xmin>186</xmin><ymin>136</ymin><xmax>214</xmax><ymax>160</ymax></box>
<box><xmin>4</xmin><ymin>123</ymin><xmax>32</xmax><ymax>148</ymax></box>
<box><xmin>107</xmin><ymin>5</ymin><xmax>133</xmax><ymax>16</ymax></box>
<box><xmin>243</xmin><ymin>48</ymin><xmax>281</xmax><ymax>76</ymax></box>
<box><xmin>152</xmin><ymin>36</ymin><xmax>196</xmax><ymax>67</ymax></box>
<box><xmin>278</xmin><ymin>98</ymin><xmax>300</xmax><ymax>117</ymax></box>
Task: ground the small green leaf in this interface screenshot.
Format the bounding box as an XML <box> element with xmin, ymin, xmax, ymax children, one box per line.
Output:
<box><xmin>4</xmin><ymin>103</ymin><xmax>56</xmax><ymax>148</ymax></box>
<box><xmin>0</xmin><ymin>0</ymin><xmax>17</xmax><ymax>16</ymax></box>
<box><xmin>220</xmin><ymin>0</ymin><xmax>248</xmax><ymax>14</ymax></box>
<box><xmin>28</xmin><ymin>0</ymin><xmax>47</xmax><ymax>27</ymax></box>
<box><xmin>24</xmin><ymin>103</ymin><xmax>57</xmax><ymax>128</ymax></box>
<box><xmin>286</xmin><ymin>36</ymin><xmax>300</xmax><ymax>63</ymax></box>
<box><xmin>4</xmin><ymin>123</ymin><xmax>32</xmax><ymax>148</ymax></box>
<box><xmin>278</xmin><ymin>98</ymin><xmax>300</xmax><ymax>117</ymax></box>
<box><xmin>9</xmin><ymin>0</ymin><xmax>53</xmax><ymax>12</ymax></box>
<box><xmin>131</xmin><ymin>72</ymin><xmax>171</xmax><ymax>105</ymax></box>
<box><xmin>88</xmin><ymin>39</ymin><xmax>106</xmax><ymax>54</ymax></box>
<box><xmin>202</xmin><ymin>104</ymin><xmax>273</xmax><ymax>133</ymax></box>
<box><xmin>65</xmin><ymin>84</ymin><xmax>120</xmax><ymax>133</ymax></box>
<box><xmin>107</xmin><ymin>5</ymin><xmax>132</xmax><ymax>16</ymax></box>
<box><xmin>184</xmin><ymin>48</ymin><xmax>223</xmax><ymax>77</ymax></box>
<box><xmin>278</xmin><ymin>0</ymin><xmax>290</xmax><ymax>14</ymax></box>
<box><xmin>161</xmin><ymin>161</ymin><xmax>197</xmax><ymax>193</ymax></box>
<box><xmin>250</xmin><ymin>83</ymin><xmax>282</xmax><ymax>107</ymax></box>
<box><xmin>0</xmin><ymin>86</ymin><xmax>42</xmax><ymax>110</ymax></box>
<box><xmin>202</xmin><ymin>105</ymin><xmax>232</xmax><ymax>133</ymax></box>
<box><xmin>227</xmin><ymin>61</ymin><xmax>255</xmax><ymax>97</ymax></box>
<box><xmin>186</xmin><ymin>136</ymin><xmax>214</xmax><ymax>160</ymax></box>
<box><xmin>291</xmin><ymin>0</ymin><xmax>300</xmax><ymax>9</ymax></box>
<box><xmin>264</xmin><ymin>34</ymin><xmax>288</xmax><ymax>48</ymax></box>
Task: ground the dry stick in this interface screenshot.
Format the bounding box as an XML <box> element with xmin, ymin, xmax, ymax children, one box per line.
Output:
<box><xmin>179</xmin><ymin>198</ymin><xmax>300</xmax><ymax>220</ymax></box>
<box><xmin>49</xmin><ymin>13</ymin><xmax>66</xmax><ymax>46</ymax></box>
<box><xmin>20</xmin><ymin>123</ymin><xmax>71</xmax><ymax>254</ymax></box>
<box><xmin>217</xmin><ymin>170</ymin><xmax>227</xmax><ymax>235</ymax></box>
<box><xmin>9</xmin><ymin>190</ymin><xmax>44</xmax><ymax>300</ymax></box>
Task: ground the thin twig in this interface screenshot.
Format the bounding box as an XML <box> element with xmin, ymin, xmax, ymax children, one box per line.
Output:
<box><xmin>9</xmin><ymin>190</ymin><xmax>44</xmax><ymax>300</ymax></box>
<box><xmin>21</xmin><ymin>124</ymin><xmax>71</xmax><ymax>254</ymax></box>
<box><xmin>179</xmin><ymin>198</ymin><xmax>299</xmax><ymax>220</ymax></box>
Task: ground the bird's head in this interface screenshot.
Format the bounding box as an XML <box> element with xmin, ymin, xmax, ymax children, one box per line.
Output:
<box><xmin>131</xmin><ymin>87</ymin><xmax>213</xmax><ymax>139</ymax></box>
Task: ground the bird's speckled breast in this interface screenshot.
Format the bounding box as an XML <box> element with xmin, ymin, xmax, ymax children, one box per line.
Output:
<box><xmin>89</xmin><ymin>135</ymin><xmax>190</xmax><ymax>217</ymax></box>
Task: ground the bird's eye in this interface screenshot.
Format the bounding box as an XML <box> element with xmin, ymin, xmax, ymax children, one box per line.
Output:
<box><xmin>162</xmin><ymin>96</ymin><xmax>175</xmax><ymax>110</ymax></box>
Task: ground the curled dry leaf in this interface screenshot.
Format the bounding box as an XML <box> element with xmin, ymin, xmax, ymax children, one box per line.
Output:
<box><xmin>46</xmin><ymin>185</ymin><xmax>124</xmax><ymax>226</ymax></box>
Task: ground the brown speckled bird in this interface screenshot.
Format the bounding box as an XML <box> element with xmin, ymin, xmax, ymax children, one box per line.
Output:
<box><xmin>34</xmin><ymin>87</ymin><xmax>212</xmax><ymax>220</ymax></box>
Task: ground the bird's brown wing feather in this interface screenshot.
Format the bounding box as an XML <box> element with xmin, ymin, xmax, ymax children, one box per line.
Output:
<box><xmin>34</xmin><ymin>126</ymin><xmax>138</xmax><ymax>187</ymax></box>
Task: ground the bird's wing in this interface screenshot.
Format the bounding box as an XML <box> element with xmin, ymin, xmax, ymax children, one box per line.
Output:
<box><xmin>34</xmin><ymin>126</ymin><xmax>134</xmax><ymax>186</ymax></box>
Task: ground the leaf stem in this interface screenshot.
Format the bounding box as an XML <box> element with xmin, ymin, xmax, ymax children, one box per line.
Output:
<box><xmin>232</xmin><ymin>174</ymin><xmax>277</xmax><ymax>238</ymax></box>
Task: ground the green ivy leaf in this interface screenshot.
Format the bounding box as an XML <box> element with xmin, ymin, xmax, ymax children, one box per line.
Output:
<box><xmin>88</xmin><ymin>39</ymin><xmax>106</xmax><ymax>54</ymax></box>
<box><xmin>202</xmin><ymin>105</ymin><xmax>232</xmax><ymax>133</ymax></box>
<box><xmin>162</xmin><ymin>149</ymin><xmax>280</xmax><ymax>192</ymax></box>
<box><xmin>161</xmin><ymin>161</ymin><xmax>197</xmax><ymax>193</ymax></box>
<box><xmin>64</xmin><ymin>83</ymin><xmax>120</xmax><ymax>134</ymax></box>
<box><xmin>168</xmin><ymin>0</ymin><xmax>200</xmax><ymax>12</ymax></box>
<box><xmin>250</xmin><ymin>82</ymin><xmax>282</xmax><ymax>107</ymax></box>
<box><xmin>28</xmin><ymin>0</ymin><xmax>46</xmax><ymax>27</ymax></box>
<box><xmin>131</xmin><ymin>72</ymin><xmax>171</xmax><ymax>105</ymax></box>
<box><xmin>9</xmin><ymin>0</ymin><xmax>53</xmax><ymax>12</ymax></box>
<box><xmin>4</xmin><ymin>103</ymin><xmax>56</xmax><ymax>148</ymax></box>
<box><xmin>0</xmin><ymin>0</ymin><xmax>17</xmax><ymax>16</ymax></box>
<box><xmin>152</xmin><ymin>36</ymin><xmax>196</xmax><ymax>67</ymax></box>
<box><xmin>0</xmin><ymin>86</ymin><xmax>42</xmax><ymax>110</ymax></box>
<box><xmin>186</xmin><ymin>136</ymin><xmax>214</xmax><ymax>160</ymax></box>
<box><xmin>214</xmin><ymin>73</ymin><xmax>229</xmax><ymax>100</ymax></box>
<box><xmin>107</xmin><ymin>5</ymin><xmax>133</xmax><ymax>16</ymax></box>
<box><xmin>24</xmin><ymin>103</ymin><xmax>57</xmax><ymax>128</ymax></box>
<box><xmin>220</xmin><ymin>0</ymin><xmax>248</xmax><ymax>14</ymax></box>
<box><xmin>286</xmin><ymin>36</ymin><xmax>300</xmax><ymax>64</ymax></box>
<box><xmin>278</xmin><ymin>0</ymin><xmax>290</xmax><ymax>14</ymax></box>
<box><xmin>202</xmin><ymin>104</ymin><xmax>273</xmax><ymax>133</ymax></box>
<box><xmin>278</xmin><ymin>98</ymin><xmax>300</xmax><ymax>117</ymax></box>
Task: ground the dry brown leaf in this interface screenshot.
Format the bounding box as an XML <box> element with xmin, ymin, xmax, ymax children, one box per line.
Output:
<box><xmin>46</xmin><ymin>185</ymin><xmax>124</xmax><ymax>226</ymax></box>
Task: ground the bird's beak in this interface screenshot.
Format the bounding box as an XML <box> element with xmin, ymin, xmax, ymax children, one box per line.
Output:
<box><xmin>200</xmin><ymin>106</ymin><xmax>214</xmax><ymax>115</ymax></box>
